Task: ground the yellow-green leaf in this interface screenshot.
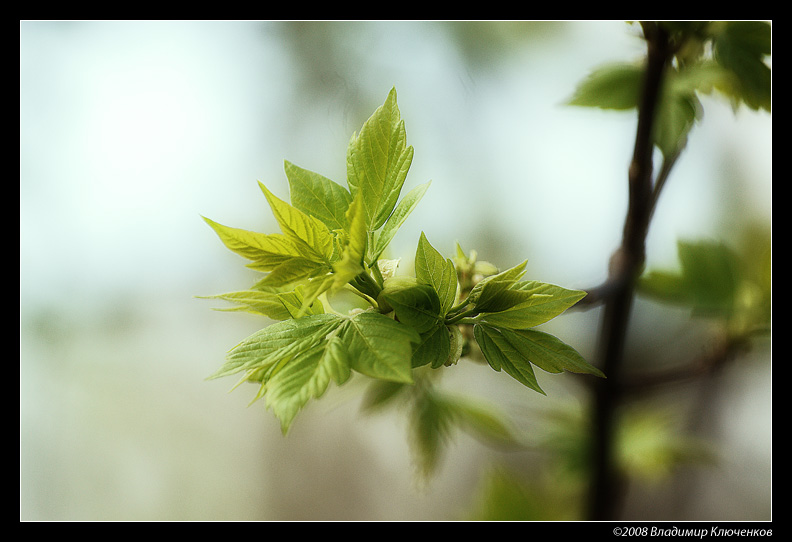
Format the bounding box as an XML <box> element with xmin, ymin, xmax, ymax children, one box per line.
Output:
<box><xmin>259</xmin><ymin>183</ymin><xmax>335</xmax><ymax>263</ymax></box>
<box><xmin>203</xmin><ymin>216</ymin><xmax>304</xmax><ymax>270</ymax></box>
<box><xmin>346</xmin><ymin>87</ymin><xmax>414</xmax><ymax>231</ymax></box>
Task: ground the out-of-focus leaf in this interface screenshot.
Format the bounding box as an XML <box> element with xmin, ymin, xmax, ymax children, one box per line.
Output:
<box><xmin>713</xmin><ymin>21</ymin><xmax>771</xmax><ymax>111</ymax></box>
<box><xmin>640</xmin><ymin>240</ymin><xmax>741</xmax><ymax>317</ymax></box>
<box><xmin>566</xmin><ymin>62</ymin><xmax>644</xmax><ymax>110</ymax></box>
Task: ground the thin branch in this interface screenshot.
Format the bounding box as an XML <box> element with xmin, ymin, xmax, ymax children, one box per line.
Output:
<box><xmin>621</xmin><ymin>336</ymin><xmax>747</xmax><ymax>395</ymax></box>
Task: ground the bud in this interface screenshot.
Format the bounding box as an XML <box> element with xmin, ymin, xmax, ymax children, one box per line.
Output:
<box><xmin>445</xmin><ymin>325</ymin><xmax>464</xmax><ymax>366</ymax></box>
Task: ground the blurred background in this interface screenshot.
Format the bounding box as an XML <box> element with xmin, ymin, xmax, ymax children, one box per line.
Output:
<box><xmin>20</xmin><ymin>21</ymin><xmax>771</xmax><ymax>521</ymax></box>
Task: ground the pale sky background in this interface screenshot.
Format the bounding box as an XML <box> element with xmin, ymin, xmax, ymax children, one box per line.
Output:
<box><xmin>20</xmin><ymin>21</ymin><xmax>771</xmax><ymax>521</ymax></box>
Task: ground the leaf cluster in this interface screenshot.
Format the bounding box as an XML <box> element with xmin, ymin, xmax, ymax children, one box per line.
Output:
<box><xmin>567</xmin><ymin>21</ymin><xmax>771</xmax><ymax>158</ymax></box>
<box><xmin>203</xmin><ymin>88</ymin><xmax>603</xmax><ymax>435</ymax></box>
<box><xmin>639</xmin><ymin>233</ymin><xmax>771</xmax><ymax>338</ymax></box>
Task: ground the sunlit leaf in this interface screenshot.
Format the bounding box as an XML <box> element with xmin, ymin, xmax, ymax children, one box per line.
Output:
<box><xmin>259</xmin><ymin>183</ymin><xmax>336</xmax><ymax>263</ymax></box>
<box><xmin>264</xmin><ymin>335</ymin><xmax>351</xmax><ymax>433</ymax></box>
<box><xmin>203</xmin><ymin>216</ymin><xmax>304</xmax><ymax>269</ymax></box>
<box><xmin>346</xmin><ymin>87</ymin><xmax>414</xmax><ymax>231</ymax></box>
<box><xmin>209</xmin><ymin>313</ymin><xmax>342</xmax><ymax>380</ymax></box>
<box><xmin>370</xmin><ymin>181</ymin><xmax>431</xmax><ymax>263</ymax></box>
<box><xmin>284</xmin><ymin>160</ymin><xmax>352</xmax><ymax>231</ymax></box>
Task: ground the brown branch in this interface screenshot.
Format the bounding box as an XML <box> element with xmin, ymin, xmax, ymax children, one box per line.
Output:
<box><xmin>620</xmin><ymin>332</ymin><xmax>758</xmax><ymax>396</ymax></box>
<box><xmin>586</xmin><ymin>22</ymin><xmax>673</xmax><ymax>522</ymax></box>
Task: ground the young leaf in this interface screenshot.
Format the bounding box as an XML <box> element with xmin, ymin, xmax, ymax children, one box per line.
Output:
<box><xmin>498</xmin><ymin>327</ymin><xmax>604</xmax><ymax>377</ymax></box>
<box><xmin>473</xmin><ymin>324</ymin><xmax>545</xmax><ymax>394</ymax></box>
<box><xmin>275</xmin><ymin>287</ymin><xmax>325</xmax><ymax>319</ymax></box>
<box><xmin>415</xmin><ymin>231</ymin><xmax>458</xmax><ymax>315</ymax></box>
<box><xmin>263</xmin><ymin>335</ymin><xmax>351</xmax><ymax>433</ymax></box>
<box><xmin>346</xmin><ymin>87</ymin><xmax>414</xmax><ymax>231</ymax></box>
<box><xmin>379</xmin><ymin>279</ymin><xmax>443</xmax><ymax>334</ymax></box>
<box><xmin>342</xmin><ymin>311</ymin><xmax>420</xmax><ymax>383</ymax></box>
<box><xmin>202</xmin><ymin>216</ymin><xmax>304</xmax><ymax>270</ymax></box>
<box><xmin>284</xmin><ymin>160</ymin><xmax>353</xmax><ymax>231</ymax></box>
<box><xmin>467</xmin><ymin>260</ymin><xmax>528</xmax><ymax>312</ymax></box>
<box><xmin>259</xmin><ymin>183</ymin><xmax>335</xmax><ymax>263</ymax></box>
<box><xmin>478</xmin><ymin>281</ymin><xmax>586</xmax><ymax>330</ymax></box>
<box><xmin>295</xmin><ymin>272</ymin><xmax>337</xmax><ymax>314</ymax></box>
<box><xmin>198</xmin><ymin>290</ymin><xmax>294</xmax><ymax>320</ymax></box>
<box><xmin>332</xmin><ymin>193</ymin><xmax>367</xmax><ymax>288</ymax></box>
<box><xmin>369</xmin><ymin>181</ymin><xmax>431</xmax><ymax>264</ymax></box>
<box><xmin>209</xmin><ymin>313</ymin><xmax>342</xmax><ymax>381</ymax></box>
<box><xmin>411</xmin><ymin>324</ymin><xmax>452</xmax><ymax>369</ymax></box>
<box><xmin>252</xmin><ymin>258</ymin><xmax>331</xmax><ymax>289</ymax></box>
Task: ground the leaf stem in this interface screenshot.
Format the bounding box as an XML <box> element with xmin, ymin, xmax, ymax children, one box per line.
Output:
<box><xmin>352</xmin><ymin>268</ymin><xmax>383</xmax><ymax>300</ymax></box>
<box><xmin>446</xmin><ymin>297</ymin><xmax>472</xmax><ymax>317</ymax></box>
<box><xmin>444</xmin><ymin>308</ymin><xmax>479</xmax><ymax>326</ymax></box>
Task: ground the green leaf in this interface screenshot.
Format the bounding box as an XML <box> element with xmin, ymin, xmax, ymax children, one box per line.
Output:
<box><xmin>263</xmin><ymin>334</ymin><xmax>351</xmax><ymax>433</ymax></box>
<box><xmin>478</xmin><ymin>281</ymin><xmax>586</xmax><ymax>329</ymax></box>
<box><xmin>295</xmin><ymin>272</ymin><xmax>337</xmax><ymax>314</ymax></box>
<box><xmin>274</xmin><ymin>287</ymin><xmax>325</xmax><ymax>319</ymax></box>
<box><xmin>252</xmin><ymin>258</ymin><xmax>330</xmax><ymax>288</ymax></box>
<box><xmin>259</xmin><ymin>183</ymin><xmax>335</xmax><ymax>263</ymax></box>
<box><xmin>639</xmin><ymin>239</ymin><xmax>741</xmax><ymax>317</ymax></box>
<box><xmin>409</xmin><ymin>385</ymin><xmax>454</xmax><ymax>479</ymax></box>
<box><xmin>379</xmin><ymin>279</ymin><xmax>443</xmax><ymax>335</ymax></box>
<box><xmin>203</xmin><ymin>216</ymin><xmax>304</xmax><ymax>270</ymax></box>
<box><xmin>414</xmin><ymin>231</ymin><xmax>458</xmax><ymax>315</ymax></box>
<box><xmin>342</xmin><ymin>311</ymin><xmax>420</xmax><ymax>383</ymax></box>
<box><xmin>566</xmin><ymin>62</ymin><xmax>644</xmax><ymax>110</ymax></box>
<box><xmin>360</xmin><ymin>380</ymin><xmax>409</xmax><ymax>412</ymax></box>
<box><xmin>209</xmin><ymin>313</ymin><xmax>342</xmax><ymax>380</ymax></box>
<box><xmin>713</xmin><ymin>21</ymin><xmax>771</xmax><ymax>111</ymax></box>
<box><xmin>332</xmin><ymin>193</ymin><xmax>367</xmax><ymax>289</ymax></box>
<box><xmin>567</xmin><ymin>61</ymin><xmax>703</xmax><ymax>157</ymax></box>
<box><xmin>369</xmin><ymin>181</ymin><xmax>431</xmax><ymax>264</ymax></box>
<box><xmin>441</xmin><ymin>393</ymin><xmax>521</xmax><ymax>448</ymax></box>
<box><xmin>653</xmin><ymin>71</ymin><xmax>702</xmax><ymax>158</ymax></box>
<box><xmin>411</xmin><ymin>324</ymin><xmax>452</xmax><ymax>369</ymax></box>
<box><xmin>198</xmin><ymin>289</ymin><xmax>294</xmax><ymax>321</ymax></box>
<box><xmin>498</xmin><ymin>328</ymin><xmax>604</xmax><ymax>378</ymax></box>
<box><xmin>467</xmin><ymin>260</ymin><xmax>528</xmax><ymax>312</ymax></box>
<box><xmin>284</xmin><ymin>160</ymin><xmax>353</xmax><ymax>231</ymax></box>
<box><xmin>473</xmin><ymin>324</ymin><xmax>545</xmax><ymax>394</ymax></box>
<box><xmin>346</xmin><ymin>87</ymin><xmax>415</xmax><ymax>231</ymax></box>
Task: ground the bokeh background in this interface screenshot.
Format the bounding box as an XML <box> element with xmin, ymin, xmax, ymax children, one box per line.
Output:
<box><xmin>20</xmin><ymin>21</ymin><xmax>771</xmax><ymax>521</ymax></box>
